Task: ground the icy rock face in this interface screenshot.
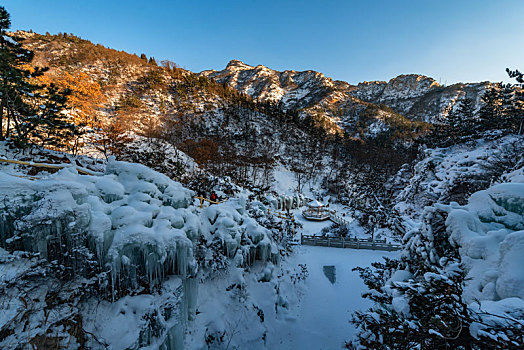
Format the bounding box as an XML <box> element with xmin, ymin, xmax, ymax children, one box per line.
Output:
<box><xmin>0</xmin><ymin>159</ymin><xmax>281</xmax><ymax>349</ymax></box>
<box><xmin>0</xmin><ymin>158</ymin><xmax>279</xmax><ymax>292</ymax></box>
<box><xmin>266</xmin><ymin>193</ymin><xmax>308</xmax><ymax>211</ymax></box>
<box><xmin>0</xmin><ymin>159</ymin><xmax>198</xmax><ymax>295</ymax></box>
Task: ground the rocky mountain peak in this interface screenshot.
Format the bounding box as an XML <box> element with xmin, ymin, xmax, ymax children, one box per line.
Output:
<box><xmin>349</xmin><ymin>73</ymin><xmax>491</xmax><ymax>122</ymax></box>
<box><xmin>385</xmin><ymin>74</ymin><xmax>440</xmax><ymax>96</ymax></box>
<box><xmin>225</xmin><ymin>59</ymin><xmax>254</xmax><ymax>70</ymax></box>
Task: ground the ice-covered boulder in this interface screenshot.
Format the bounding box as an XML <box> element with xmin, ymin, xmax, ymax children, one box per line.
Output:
<box><xmin>200</xmin><ymin>198</ymin><xmax>279</xmax><ymax>266</ymax></box>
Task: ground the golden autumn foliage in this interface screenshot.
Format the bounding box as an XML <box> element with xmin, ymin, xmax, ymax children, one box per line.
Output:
<box><xmin>37</xmin><ymin>71</ymin><xmax>104</xmax><ymax>128</ymax></box>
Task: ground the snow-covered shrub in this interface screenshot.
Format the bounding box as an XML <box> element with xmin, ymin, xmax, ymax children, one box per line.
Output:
<box><xmin>195</xmin><ymin>199</ymin><xmax>279</xmax><ymax>278</ymax></box>
<box><xmin>350</xmin><ymin>177</ymin><xmax>524</xmax><ymax>349</ymax></box>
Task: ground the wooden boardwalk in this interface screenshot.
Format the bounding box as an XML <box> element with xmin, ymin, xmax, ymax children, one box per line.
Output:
<box><xmin>301</xmin><ymin>235</ymin><xmax>401</xmax><ymax>251</ymax></box>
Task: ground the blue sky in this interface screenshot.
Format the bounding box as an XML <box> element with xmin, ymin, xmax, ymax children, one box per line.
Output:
<box><xmin>4</xmin><ymin>0</ymin><xmax>523</xmax><ymax>84</ymax></box>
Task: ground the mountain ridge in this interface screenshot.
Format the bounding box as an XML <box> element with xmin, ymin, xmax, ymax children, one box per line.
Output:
<box><xmin>202</xmin><ymin>59</ymin><xmax>494</xmax><ymax>123</ymax></box>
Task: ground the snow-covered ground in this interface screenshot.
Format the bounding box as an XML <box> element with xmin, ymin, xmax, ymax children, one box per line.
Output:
<box><xmin>273</xmin><ymin>246</ymin><xmax>398</xmax><ymax>349</ymax></box>
<box><xmin>293</xmin><ymin>209</ymin><xmax>332</xmax><ymax>236</ymax></box>
<box><xmin>186</xmin><ymin>245</ymin><xmax>398</xmax><ymax>349</ymax></box>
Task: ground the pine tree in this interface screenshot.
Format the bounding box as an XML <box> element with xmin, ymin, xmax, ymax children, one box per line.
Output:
<box><xmin>500</xmin><ymin>83</ymin><xmax>516</xmax><ymax>131</ymax></box>
<box><xmin>0</xmin><ymin>6</ymin><xmax>40</xmax><ymax>140</ymax></box>
<box><xmin>505</xmin><ymin>68</ymin><xmax>524</xmax><ymax>134</ymax></box>
<box><xmin>478</xmin><ymin>85</ymin><xmax>502</xmax><ymax>132</ymax></box>
<box><xmin>513</xmin><ymin>87</ymin><xmax>524</xmax><ymax>134</ymax></box>
<box><xmin>35</xmin><ymin>84</ymin><xmax>83</xmax><ymax>149</ymax></box>
<box><xmin>455</xmin><ymin>97</ymin><xmax>476</xmax><ymax>137</ymax></box>
<box><xmin>350</xmin><ymin>206</ymin><xmax>524</xmax><ymax>349</ymax></box>
<box><xmin>444</xmin><ymin>103</ymin><xmax>464</xmax><ymax>144</ymax></box>
<box><xmin>506</xmin><ymin>68</ymin><xmax>524</xmax><ymax>84</ymax></box>
<box><xmin>0</xmin><ymin>6</ymin><xmax>80</xmax><ymax>148</ymax></box>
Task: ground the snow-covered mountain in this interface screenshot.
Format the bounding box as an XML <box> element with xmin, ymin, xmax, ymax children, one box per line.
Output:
<box><xmin>200</xmin><ymin>59</ymin><xmax>403</xmax><ymax>134</ymax></box>
<box><xmin>350</xmin><ymin>74</ymin><xmax>493</xmax><ymax>122</ymax></box>
<box><xmin>200</xmin><ymin>60</ymin><xmax>337</xmax><ymax>110</ymax></box>
<box><xmin>202</xmin><ymin>60</ymin><xmax>493</xmax><ymax>124</ymax></box>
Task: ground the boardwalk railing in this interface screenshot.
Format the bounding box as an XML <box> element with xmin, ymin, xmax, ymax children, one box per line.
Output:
<box><xmin>194</xmin><ymin>196</ymin><xmax>228</xmax><ymax>208</ymax></box>
<box><xmin>0</xmin><ymin>158</ymin><xmax>99</xmax><ymax>176</ymax></box>
<box><xmin>301</xmin><ymin>235</ymin><xmax>402</xmax><ymax>251</ymax></box>
<box><xmin>267</xmin><ymin>208</ymin><xmax>295</xmax><ymax>221</ymax></box>
<box><xmin>327</xmin><ymin>210</ymin><xmax>351</xmax><ymax>226</ymax></box>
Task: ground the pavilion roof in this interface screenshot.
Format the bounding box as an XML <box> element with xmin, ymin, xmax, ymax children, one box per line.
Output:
<box><xmin>308</xmin><ymin>199</ymin><xmax>324</xmax><ymax>208</ymax></box>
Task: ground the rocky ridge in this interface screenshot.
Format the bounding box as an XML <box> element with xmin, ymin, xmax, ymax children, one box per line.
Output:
<box><xmin>202</xmin><ymin>60</ymin><xmax>494</xmax><ymax>124</ymax></box>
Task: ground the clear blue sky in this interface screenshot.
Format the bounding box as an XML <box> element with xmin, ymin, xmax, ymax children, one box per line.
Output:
<box><xmin>4</xmin><ymin>0</ymin><xmax>523</xmax><ymax>84</ymax></box>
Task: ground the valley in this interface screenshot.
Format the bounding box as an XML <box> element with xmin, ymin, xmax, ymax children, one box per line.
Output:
<box><xmin>0</xmin><ymin>3</ymin><xmax>523</xmax><ymax>349</ymax></box>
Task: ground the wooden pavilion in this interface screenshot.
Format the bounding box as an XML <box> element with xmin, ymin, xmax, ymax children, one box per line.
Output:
<box><xmin>302</xmin><ymin>200</ymin><xmax>330</xmax><ymax>221</ymax></box>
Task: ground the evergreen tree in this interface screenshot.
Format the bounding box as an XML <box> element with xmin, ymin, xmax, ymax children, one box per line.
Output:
<box><xmin>444</xmin><ymin>103</ymin><xmax>466</xmax><ymax>144</ymax></box>
<box><xmin>478</xmin><ymin>85</ymin><xmax>502</xmax><ymax>132</ymax></box>
<box><xmin>456</xmin><ymin>97</ymin><xmax>475</xmax><ymax>121</ymax></box>
<box><xmin>506</xmin><ymin>68</ymin><xmax>524</xmax><ymax>84</ymax></box>
<box><xmin>500</xmin><ymin>83</ymin><xmax>516</xmax><ymax>131</ymax></box>
<box><xmin>505</xmin><ymin>68</ymin><xmax>524</xmax><ymax>134</ymax></box>
<box><xmin>513</xmin><ymin>87</ymin><xmax>524</xmax><ymax>134</ymax></box>
<box><xmin>0</xmin><ymin>6</ymin><xmax>40</xmax><ymax>140</ymax></box>
<box><xmin>0</xmin><ymin>6</ymin><xmax>79</xmax><ymax>148</ymax></box>
<box><xmin>35</xmin><ymin>84</ymin><xmax>83</xmax><ymax>149</ymax></box>
<box><xmin>350</xmin><ymin>206</ymin><xmax>524</xmax><ymax>349</ymax></box>
<box><xmin>455</xmin><ymin>97</ymin><xmax>476</xmax><ymax>136</ymax></box>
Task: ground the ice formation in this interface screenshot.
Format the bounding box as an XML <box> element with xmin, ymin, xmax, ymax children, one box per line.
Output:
<box><xmin>0</xmin><ymin>158</ymin><xmax>279</xmax><ymax>348</ymax></box>
<box><xmin>266</xmin><ymin>193</ymin><xmax>308</xmax><ymax>211</ymax></box>
<box><xmin>0</xmin><ymin>160</ymin><xmax>197</xmax><ymax>294</ymax></box>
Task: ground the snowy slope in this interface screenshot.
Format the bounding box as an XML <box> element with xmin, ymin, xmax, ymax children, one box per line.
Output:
<box><xmin>394</xmin><ymin>134</ymin><xmax>524</xmax><ymax>217</ymax></box>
